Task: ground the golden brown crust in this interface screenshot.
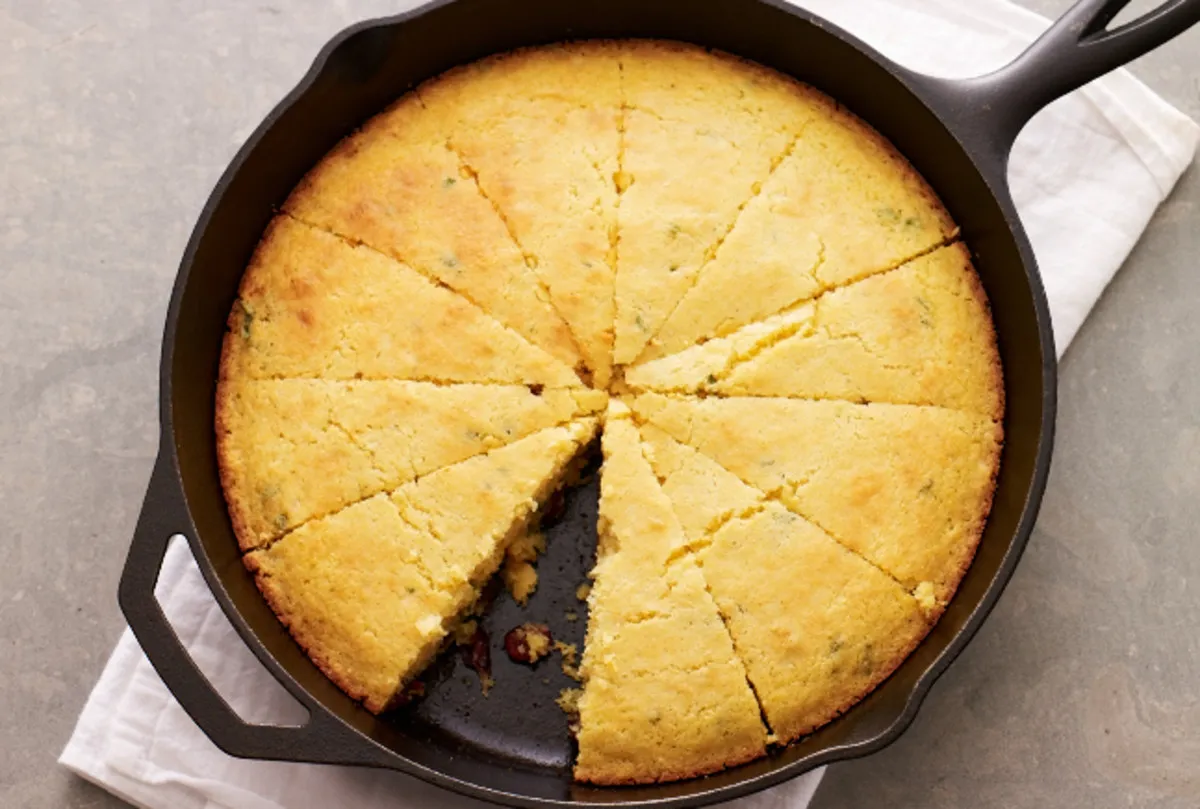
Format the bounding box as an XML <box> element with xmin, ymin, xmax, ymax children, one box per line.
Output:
<box><xmin>244</xmin><ymin>559</ymin><xmax>389</xmax><ymax>712</ymax></box>
<box><xmin>575</xmin><ymin>737</ymin><xmax>767</xmax><ymax>786</ymax></box>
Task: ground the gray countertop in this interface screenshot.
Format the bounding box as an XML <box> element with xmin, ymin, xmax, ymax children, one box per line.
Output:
<box><xmin>2</xmin><ymin>1</ymin><xmax>1197</xmax><ymax>807</ymax></box>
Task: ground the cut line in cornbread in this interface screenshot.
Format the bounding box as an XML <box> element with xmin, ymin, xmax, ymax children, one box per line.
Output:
<box><xmin>417</xmin><ymin>42</ymin><xmax>623</xmax><ymax>386</ymax></box>
<box><xmin>628</xmin><ymin>243</ymin><xmax>1002</xmax><ymax>418</ymax></box>
<box><xmin>612</xmin><ymin>42</ymin><xmax>829</xmax><ymax>365</ymax></box>
<box><xmin>638</xmin><ymin>101</ymin><xmax>957</xmax><ymax>363</ymax></box>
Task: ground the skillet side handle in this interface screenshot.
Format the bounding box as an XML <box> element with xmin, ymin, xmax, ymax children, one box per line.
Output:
<box><xmin>917</xmin><ymin>0</ymin><xmax>1200</xmax><ymax>166</ymax></box>
<box><xmin>118</xmin><ymin>451</ymin><xmax>380</xmax><ymax>766</ymax></box>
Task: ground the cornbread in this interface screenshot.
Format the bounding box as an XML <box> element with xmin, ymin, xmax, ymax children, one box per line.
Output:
<box><xmin>574</xmin><ymin>404</ymin><xmax>767</xmax><ymax>784</ymax></box>
<box><xmin>217</xmin><ymin>39</ymin><xmax>1005</xmax><ymax>786</ymax></box>
<box><xmin>632</xmin><ymin>393</ymin><xmax>1002</xmax><ymax>604</ymax></box>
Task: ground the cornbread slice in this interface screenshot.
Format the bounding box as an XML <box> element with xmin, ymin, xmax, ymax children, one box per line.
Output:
<box><xmin>612</xmin><ymin>42</ymin><xmax>827</xmax><ymax>364</ymax></box>
<box><xmin>416</xmin><ymin>43</ymin><xmax>622</xmax><ymax>385</ymax></box>
<box><xmin>245</xmin><ymin>494</ymin><xmax>455</xmax><ymax>713</ymax></box>
<box><xmin>217</xmin><ymin>377</ymin><xmax>606</xmax><ymax>549</ymax></box>
<box><xmin>282</xmin><ymin>95</ymin><xmax>580</xmax><ymax>371</ymax></box>
<box><xmin>574</xmin><ymin>403</ymin><xmax>767</xmax><ymax>784</ymax></box>
<box><xmin>221</xmin><ymin>216</ymin><xmax>580</xmax><ymax>386</ymax></box>
<box><xmin>700</xmin><ymin>504</ymin><xmax>929</xmax><ymax>742</ymax></box>
<box><xmin>244</xmin><ymin>420</ymin><xmax>597</xmax><ymax>714</ymax></box>
<box><xmin>640</xmin><ymin>106</ymin><xmax>957</xmax><ymax>361</ymax></box>
<box><xmin>628</xmin><ymin>244</ymin><xmax>1002</xmax><ymax>417</ymax></box>
<box><xmin>631</xmin><ymin>393</ymin><xmax>1002</xmax><ymax>604</ymax></box>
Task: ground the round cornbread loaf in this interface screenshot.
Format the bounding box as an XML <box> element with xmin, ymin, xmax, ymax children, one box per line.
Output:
<box><xmin>216</xmin><ymin>40</ymin><xmax>1003</xmax><ymax>785</ymax></box>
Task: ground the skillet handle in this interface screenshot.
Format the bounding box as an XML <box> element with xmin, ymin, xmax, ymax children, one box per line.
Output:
<box><xmin>118</xmin><ymin>451</ymin><xmax>380</xmax><ymax>765</ymax></box>
<box><xmin>917</xmin><ymin>0</ymin><xmax>1200</xmax><ymax>164</ymax></box>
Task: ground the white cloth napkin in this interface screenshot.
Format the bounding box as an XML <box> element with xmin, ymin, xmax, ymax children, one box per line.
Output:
<box><xmin>61</xmin><ymin>1</ymin><xmax>1199</xmax><ymax>807</ymax></box>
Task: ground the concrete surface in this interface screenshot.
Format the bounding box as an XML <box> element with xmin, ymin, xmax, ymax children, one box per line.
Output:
<box><xmin>1</xmin><ymin>1</ymin><xmax>1197</xmax><ymax>807</ymax></box>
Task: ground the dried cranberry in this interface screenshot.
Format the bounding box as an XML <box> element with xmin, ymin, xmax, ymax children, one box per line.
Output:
<box><xmin>460</xmin><ymin>626</ymin><xmax>491</xmax><ymax>678</ymax></box>
<box><xmin>504</xmin><ymin>623</ymin><xmax>553</xmax><ymax>665</ymax></box>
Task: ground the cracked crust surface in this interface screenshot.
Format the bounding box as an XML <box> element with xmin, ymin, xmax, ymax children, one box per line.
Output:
<box><xmin>215</xmin><ymin>39</ymin><xmax>1005</xmax><ymax>785</ymax></box>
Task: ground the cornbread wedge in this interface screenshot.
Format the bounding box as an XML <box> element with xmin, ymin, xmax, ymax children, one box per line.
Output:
<box><xmin>632</xmin><ymin>393</ymin><xmax>1001</xmax><ymax>604</ymax></box>
<box><xmin>418</xmin><ymin>44</ymin><xmax>622</xmax><ymax>386</ymax></box>
<box><xmin>282</xmin><ymin>95</ymin><xmax>580</xmax><ymax>372</ymax></box>
<box><xmin>628</xmin><ymin>243</ymin><xmax>1002</xmax><ymax>417</ymax></box>
<box><xmin>217</xmin><ymin>378</ymin><xmax>605</xmax><ymax>549</ymax></box>
<box><xmin>612</xmin><ymin>42</ymin><xmax>827</xmax><ymax>364</ymax></box>
<box><xmin>245</xmin><ymin>420</ymin><xmax>597</xmax><ymax>713</ymax></box>
<box><xmin>640</xmin><ymin>105</ymin><xmax>957</xmax><ymax>362</ymax></box>
<box><xmin>574</xmin><ymin>403</ymin><xmax>767</xmax><ymax>784</ymax></box>
<box><xmin>223</xmin><ymin>216</ymin><xmax>581</xmax><ymax>386</ymax></box>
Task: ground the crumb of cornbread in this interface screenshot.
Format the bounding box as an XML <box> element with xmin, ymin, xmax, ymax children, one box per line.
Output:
<box><xmin>555</xmin><ymin>640</ymin><xmax>581</xmax><ymax>681</ymax></box>
<box><xmin>502</xmin><ymin>559</ymin><xmax>539</xmax><ymax>605</ymax></box>
<box><xmin>557</xmin><ymin>687</ymin><xmax>583</xmax><ymax>716</ymax></box>
<box><xmin>502</xmin><ymin>530</ymin><xmax>546</xmax><ymax>605</ymax></box>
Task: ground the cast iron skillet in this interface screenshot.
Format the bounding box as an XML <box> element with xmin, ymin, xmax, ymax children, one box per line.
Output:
<box><xmin>119</xmin><ymin>0</ymin><xmax>1200</xmax><ymax>805</ymax></box>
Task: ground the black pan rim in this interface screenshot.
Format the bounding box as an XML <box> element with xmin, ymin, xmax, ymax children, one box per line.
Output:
<box><xmin>146</xmin><ymin>0</ymin><xmax>1058</xmax><ymax>805</ymax></box>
